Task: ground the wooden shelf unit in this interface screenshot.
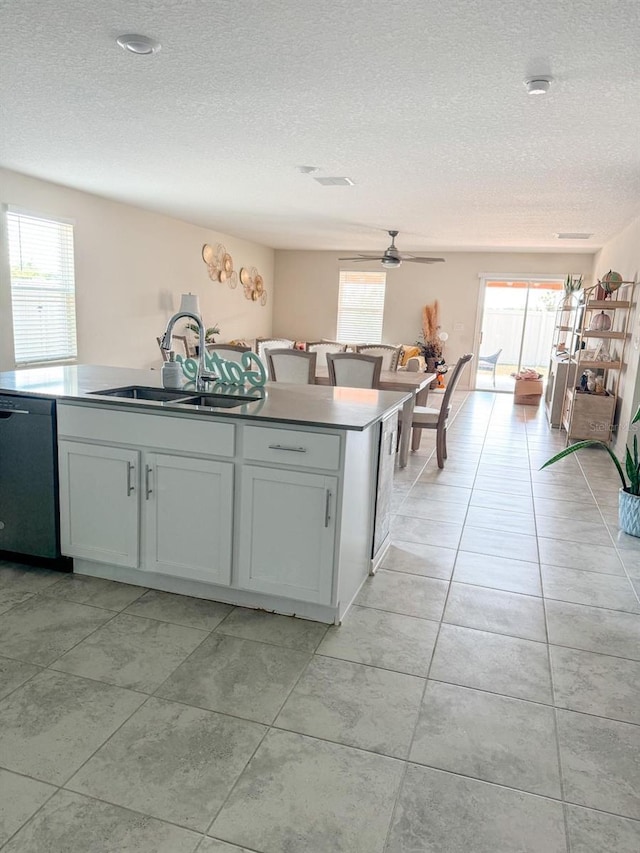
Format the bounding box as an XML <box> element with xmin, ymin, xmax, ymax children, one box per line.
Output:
<box><xmin>560</xmin><ymin>282</ymin><xmax>635</xmax><ymax>443</ymax></box>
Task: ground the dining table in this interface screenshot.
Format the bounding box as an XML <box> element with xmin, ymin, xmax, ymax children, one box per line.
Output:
<box><xmin>314</xmin><ymin>368</ymin><xmax>436</xmax><ymax>468</ymax></box>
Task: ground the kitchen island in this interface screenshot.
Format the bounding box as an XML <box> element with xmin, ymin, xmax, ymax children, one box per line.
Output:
<box><xmin>0</xmin><ymin>365</ymin><xmax>409</xmax><ymax>623</ymax></box>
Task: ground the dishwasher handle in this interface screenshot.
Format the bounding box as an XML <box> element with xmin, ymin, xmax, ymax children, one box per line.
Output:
<box><xmin>0</xmin><ymin>409</ymin><xmax>30</xmax><ymax>418</ymax></box>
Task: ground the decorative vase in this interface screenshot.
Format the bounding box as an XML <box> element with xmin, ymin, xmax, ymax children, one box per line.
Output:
<box><xmin>619</xmin><ymin>488</ymin><xmax>640</xmax><ymax>538</ymax></box>
<box><xmin>426</xmin><ymin>357</ymin><xmax>439</xmax><ymax>389</ymax></box>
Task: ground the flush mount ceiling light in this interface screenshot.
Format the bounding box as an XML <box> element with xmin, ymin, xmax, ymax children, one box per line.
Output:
<box><xmin>313</xmin><ymin>176</ymin><xmax>355</xmax><ymax>186</ymax></box>
<box><xmin>524</xmin><ymin>76</ymin><xmax>552</xmax><ymax>95</ymax></box>
<box><xmin>116</xmin><ymin>34</ymin><xmax>161</xmax><ymax>55</ymax></box>
<box><xmin>555</xmin><ymin>232</ymin><xmax>593</xmax><ymax>240</ymax></box>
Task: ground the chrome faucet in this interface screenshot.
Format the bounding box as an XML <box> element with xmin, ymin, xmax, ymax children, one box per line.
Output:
<box><xmin>160</xmin><ymin>311</ymin><xmax>210</xmax><ymax>389</ymax></box>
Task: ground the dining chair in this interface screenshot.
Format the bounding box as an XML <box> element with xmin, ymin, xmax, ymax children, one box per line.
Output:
<box><xmin>326</xmin><ymin>353</ymin><xmax>383</xmax><ymax>389</ymax></box>
<box><xmin>255</xmin><ymin>337</ymin><xmax>295</xmax><ymax>361</ymax></box>
<box><xmin>354</xmin><ymin>344</ymin><xmax>401</xmax><ymax>371</ymax></box>
<box><xmin>304</xmin><ymin>340</ymin><xmax>347</xmax><ymax>369</ymax></box>
<box><xmin>266</xmin><ymin>349</ymin><xmax>317</xmax><ymax>384</ymax></box>
<box><xmin>477</xmin><ymin>348</ymin><xmax>502</xmax><ymax>387</ymax></box>
<box><xmin>206</xmin><ymin>343</ymin><xmax>251</xmax><ymax>365</ymax></box>
<box><xmin>156</xmin><ymin>335</ymin><xmax>191</xmax><ymax>361</ymax></box>
<box><xmin>407</xmin><ymin>353</ymin><xmax>473</xmax><ymax>467</ymax></box>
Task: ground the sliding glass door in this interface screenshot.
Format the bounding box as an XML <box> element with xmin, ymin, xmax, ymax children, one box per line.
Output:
<box><xmin>475</xmin><ymin>277</ymin><xmax>563</xmax><ymax>392</ymax></box>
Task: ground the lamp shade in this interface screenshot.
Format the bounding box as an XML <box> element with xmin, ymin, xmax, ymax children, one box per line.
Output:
<box><xmin>179</xmin><ymin>292</ymin><xmax>201</xmax><ymax>317</ymax></box>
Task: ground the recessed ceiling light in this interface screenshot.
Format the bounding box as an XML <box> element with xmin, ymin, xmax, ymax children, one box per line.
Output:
<box><xmin>313</xmin><ymin>176</ymin><xmax>355</xmax><ymax>187</ymax></box>
<box><xmin>555</xmin><ymin>232</ymin><xmax>593</xmax><ymax>240</ymax></box>
<box><xmin>116</xmin><ymin>34</ymin><xmax>161</xmax><ymax>55</ymax></box>
<box><xmin>297</xmin><ymin>165</ymin><xmax>320</xmax><ymax>174</ymax></box>
<box><xmin>524</xmin><ymin>76</ymin><xmax>552</xmax><ymax>95</ymax></box>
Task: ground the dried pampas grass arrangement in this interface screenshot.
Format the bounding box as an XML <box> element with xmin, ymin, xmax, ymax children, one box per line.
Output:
<box><xmin>422</xmin><ymin>300</ymin><xmax>440</xmax><ymax>342</ymax></box>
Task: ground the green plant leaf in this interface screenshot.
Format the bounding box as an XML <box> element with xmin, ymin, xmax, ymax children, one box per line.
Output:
<box><xmin>625</xmin><ymin>446</ymin><xmax>636</xmax><ymax>492</ymax></box>
<box><xmin>541</xmin><ymin>440</ymin><xmax>628</xmax><ymax>490</ymax></box>
<box><xmin>631</xmin><ymin>435</ymin><xmax>640</xmax><ymax>496</ymax></box>
<box><xmin>633</xmin><ymin>405</ymin><xmax>640</xmax><ymax>425</ymax></box>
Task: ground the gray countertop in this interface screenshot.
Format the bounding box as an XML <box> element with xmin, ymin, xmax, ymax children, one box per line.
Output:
<box><xmin>0</xmin><ymin>364</ymin><xmax>410</xmax><ymax>431</ymax></box>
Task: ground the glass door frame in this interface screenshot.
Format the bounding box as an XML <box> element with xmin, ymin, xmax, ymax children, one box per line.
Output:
<box><xmin>472</xmin><ymin>273</ymin><xmax>566</xmax><ymax>392</ymax></box>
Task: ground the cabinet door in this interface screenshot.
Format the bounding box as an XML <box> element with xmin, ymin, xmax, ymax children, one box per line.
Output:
<box><xmin>59</xmin><ymin>441</ymin><xmax>140</xmax><ymax>567</ymax></box>
<box><xmin>143</xmin><ymin>453</ymin><xmax>233</xmax><ymax>585</ymax></box>
<box><xmin>237</xmin><ymin>466</ymin><xmax>337</xmax><ymax>604</ymax></box>
<box><xmin>372</xmin><ymin>414</ymin><xmax>397</xmax><ymax>559</ymax></box>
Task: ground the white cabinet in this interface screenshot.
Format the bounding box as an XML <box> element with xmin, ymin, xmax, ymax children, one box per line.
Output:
<box><xmin>59</xmin><ymin>440</ymin><xmax>140</xmax><ymax>568</ymax></box>
<box><xmin>56</xmin><ymin>401</ymin><xmax>389</xmax><ymax>622</ymax></box>
<box><xmin>237</xmin><ymin>465</ymin><xmax>337</xmax><ymax>604</ymax></box>
<box><xmin>143</xmin><ymin>453</ymin><xmax>233</xmax><ymax>584</ymax></box>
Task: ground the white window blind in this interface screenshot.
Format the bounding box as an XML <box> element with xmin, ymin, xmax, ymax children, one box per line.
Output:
<box><xmin>336</xmin><ymin>271</ymin><xmax>386</xmax><ymax>343</ymax></box>
<box><xmin>7</xmin><ymin>210</ymin><xmax>78</xmax><ymax>365</ymax></box>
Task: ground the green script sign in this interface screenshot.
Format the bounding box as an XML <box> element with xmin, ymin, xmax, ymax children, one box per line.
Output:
<box><xmin>176</xmin><ymin>350</ymin><xmax>267</xmax><ymax>387</ymax></box>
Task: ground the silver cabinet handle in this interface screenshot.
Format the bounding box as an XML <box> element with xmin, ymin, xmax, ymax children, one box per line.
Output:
<box><xmin>145</xmin><ymin>464</ymin><xmax>152</xmax><ymax>500</ymax></box>
<box><xmin>126</xmin><ymin>462</ymin><xmax>135</xmax><ymax>496</ymax></box>
<box><xmin>324</xmin><ymin>490</ymin><xmax>332</xmax><ymax>527</ymax></box>
<box><xmin>0</xmin><ymin>408</ymin><xmax>29</xmax><ymax>415</ymax></box>
<box><xmin>268</xmin><ymin>444</ymin><xmax>307</xmax><ymax>453</ymax></box>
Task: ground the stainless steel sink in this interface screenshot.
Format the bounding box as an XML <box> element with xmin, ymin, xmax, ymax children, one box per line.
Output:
<box><xmin>89</xmin><ymin>386</ymin><xmax>191</xmax><ymax>403</ymax></box>
<box><xmin>176</xmin><ymin>393</ymin><xmax>259</xmax><ymax>409</ymax></box>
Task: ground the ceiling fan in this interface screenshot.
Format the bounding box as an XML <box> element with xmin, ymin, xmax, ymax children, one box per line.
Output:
<box><xmin>339</xmin><ymin>230</ymin><xmax>445</xmax><ymax>269</ymax></box>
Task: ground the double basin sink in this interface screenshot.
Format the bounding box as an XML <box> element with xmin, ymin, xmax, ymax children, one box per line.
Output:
<box><xmin>89</xmin><ymin>386</ymin><xmax>259</xmax><ymax>409</ymax></box>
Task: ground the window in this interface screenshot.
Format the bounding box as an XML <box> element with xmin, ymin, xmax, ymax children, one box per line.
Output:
<box><xmin>336</xmin><ymin>270</ymin><xmax>386</xmax><ymax>343</ymax></box>
<box><xmin>7</xmin><ymin>209</ymin><xmax>78</xmax><ymax>365</ymax></box>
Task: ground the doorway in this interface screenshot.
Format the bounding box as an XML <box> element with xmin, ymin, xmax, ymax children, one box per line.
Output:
<box><xmin>475</xmin><ymin>276</ymin><xmax>564</xmax><ymax>392</ymax></box>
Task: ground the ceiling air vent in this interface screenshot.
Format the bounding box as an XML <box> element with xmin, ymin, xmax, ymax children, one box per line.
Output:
<box><xmin>554</xmin><ymin>233</ymin><xmax>593</xmax><ymax>240</ymax></box>
<box><xmin>313</xmin><ymin>176</ymin><xmax>355</xmax><ymax>187</ymax></box>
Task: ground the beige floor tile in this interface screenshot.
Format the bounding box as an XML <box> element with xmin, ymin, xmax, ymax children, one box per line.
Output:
<box><xmin>275</xmin><ymin>656</ymin><xmax>423</xmax><ymax>757</ymax></box>
<box><xmin>317</xmin><ymin>605</ymin><xmax>439</xmax><ymax>677</ymax></box>
<box><xmin>1</xmin><ymin>791</ymin><xmax>200</xmax><ymax>853</ymax></box>
<box><xmin>385</xmin><ymin>764</ymin><xmax>566</xmax><ymax>853</ymax></box>
<box><xmin>0</xmin><ymin>769</ymin><xmax>56</xmax><ymax>847</ymax></box>
<box><xmin>410</xmin><ymin>681</ymin><xmax>561</xmax><ymax>797</ymax></box>
<box><xmin>214</xmin><ymin>606</ymin><xmax>328</xmax><ymax>651</ymax></box>
<box><xmin>355</xmin><ymin>569</ymin><xmax>448</xmax><ymax>620</ymax></box>
<box><xmin>444</xmin><ymin>583</ymin><xmax>546</xmax><ymax>642</ymax></box>
<box><xmin>68</xmin><ymin>697</ymin><xmax>265</xmax><ymax>831</ymax></box>
<box><xmin>210</xmin><ymin>730</ymin><xmax>404</xmax><ymax>853</ymax></box>
<box><xmin>453</xmin><ymin>552</ymin><xmax>541</xmax><ymax>596</ymax></box>
<box><xmin>382</xmin><ymin>540</ymin><xmax>456</xmax><ymax>580</ymax></box>
<box><xmin>0</xmin><ymin>670</ymin><xmax>145</xmax><ymax>784</ymax></box>
<box><xmin>557</xmin><ymin>709</ymin><xmax>640</xmax><ymax>819</ymax></box>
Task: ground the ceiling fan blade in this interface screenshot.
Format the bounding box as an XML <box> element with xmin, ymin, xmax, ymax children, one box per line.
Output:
<box><xmin>338</xmin><ymin>256</ymin><xmax>384</xmax><ymax>261</ymax></box>
<box><xmin>402</xmin><ymin>257</ymin><xmax>446</xmax><ymax>264</ymax></box>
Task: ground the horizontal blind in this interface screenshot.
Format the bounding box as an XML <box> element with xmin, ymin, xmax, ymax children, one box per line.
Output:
<box><xmin>7</xmin><ymin>210</ymin><xmax>78</xmax><ymax>365</ymax></box>
<box><xmin>336</xmin><ymin>271</ymin><xmax>386</xmax><ymax>343</ymax></box>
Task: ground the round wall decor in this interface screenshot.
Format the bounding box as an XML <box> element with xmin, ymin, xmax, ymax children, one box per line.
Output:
<box><xmin>201</xmin><ymin>243</ymin><xmax>238</xmax><ymax>288</ymax></box>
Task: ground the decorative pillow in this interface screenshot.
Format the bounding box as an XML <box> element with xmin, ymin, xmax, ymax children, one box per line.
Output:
<box><xmin>399</xmin><ymin>345</ymin><xmax>421</xmax><ymax>366</ymax></box>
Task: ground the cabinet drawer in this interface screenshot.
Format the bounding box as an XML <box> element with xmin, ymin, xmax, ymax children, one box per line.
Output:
<box><xmin>243</xmin><ymin>425</ymin><xmax>340</xmax><ymax>470</ymax></box>
<box><xmin>58</xmin><ymin>403</ymin><xmax>235</xmax><ymax>457</ymax></box>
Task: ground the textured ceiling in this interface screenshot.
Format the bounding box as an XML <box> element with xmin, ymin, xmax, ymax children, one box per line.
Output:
<box><xmin>1</xmin><ymin>0</ymin><xmax>640</xmax><ymax>252</ymax></box>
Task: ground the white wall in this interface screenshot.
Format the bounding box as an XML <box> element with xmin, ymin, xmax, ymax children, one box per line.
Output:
<box><xmin>592</xmin><ymin>214</ymin><xmax>640</xmax><ymax>453</ymax></box>
<box><xmin>272</xmin><ymin>251</ymin><xmax>594</xmax><ymax>386</ymax></box>
<box><xmin>0</xmin><ymin>169</ymin><xmax>274</xmax><ymax>372</ymax></box>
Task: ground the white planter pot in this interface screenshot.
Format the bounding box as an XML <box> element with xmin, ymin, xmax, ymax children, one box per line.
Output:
<box><xmin>619</xmin><ymin>488</ymin><xmax>640</xmax><ymax>538</ymax></box>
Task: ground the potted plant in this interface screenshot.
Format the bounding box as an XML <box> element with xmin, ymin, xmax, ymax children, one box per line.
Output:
<box><xmin>185</xmin><ymin>322</ymin><xmax>221</xmax><ymax>354</ymax></box>
<box><xmin>542</xmin><ymin>404</ymin><xmax>640</xmax><ymax>537</ymax></box>
<box><xmin>564</xmin><ymin>273</ymin><xmax>583</xmax><ymax>296</ymax></box>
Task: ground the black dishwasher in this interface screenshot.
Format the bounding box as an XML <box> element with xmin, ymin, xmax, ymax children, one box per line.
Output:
<box><xmin>0</xmin><ymin>395</ymin><xmax>68</xmax><ymax>566</ymax></box>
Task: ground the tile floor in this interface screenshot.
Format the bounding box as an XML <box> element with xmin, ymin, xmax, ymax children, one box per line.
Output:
<box><xmin>1</xmin><ymin>391</ymin><xmax>640</xmax><ymax>852</ymax></box>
